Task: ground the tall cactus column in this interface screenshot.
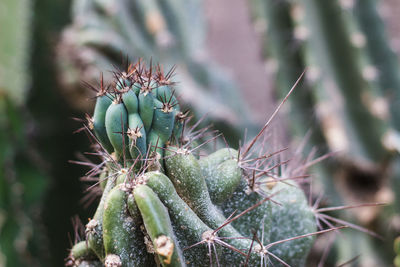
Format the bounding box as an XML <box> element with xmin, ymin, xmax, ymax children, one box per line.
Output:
<box><xmin>354</xmin><ymin>0</ymin><xmax>400</xmax><ymax>134</ymax></box>
<box><xmin>249</xmin><ymin>0</ymin><xmax>342</xmax><ymax>205</ymax></box>
<box><xmin>298</xmin><ymin>0</ymin><xmax>388</xmax><ymax>166</ymax></box>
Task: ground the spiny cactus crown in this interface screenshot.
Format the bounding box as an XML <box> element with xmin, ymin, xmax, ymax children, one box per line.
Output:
<box><xmin>66</xmin><ymin>60</ymin><xmax>330</xmax><ymax>267</ymax></box>
<box><xmin>87</xmin><ymin>61</ymin><xmax>187</xmax><ymax>168</ymax></box>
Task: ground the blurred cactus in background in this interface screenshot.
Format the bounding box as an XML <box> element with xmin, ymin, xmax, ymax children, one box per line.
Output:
<box><xmin>249</xmin><ymin>0</ymin><xmax>400</xmax><ymax>265</ymax></box>
<box><xmin>354</xmin><ymin>0</ymin><xmax>400</xmax><ymax>134</ymax></box>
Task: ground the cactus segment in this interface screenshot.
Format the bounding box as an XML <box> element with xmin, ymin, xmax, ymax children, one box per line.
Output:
<box><xmin>204</xmin><ymin>159</ymin><xmax>242</xmax><ymax>205</ymax></box>
<box><xmin>202</xmin><ymin>148</ymin><xmax>239</xmax><ymax>164</ymax></box>
<box><xmin>199</xmin><ymin>148</ymin><xmax>238</xmax><ymax>179</ymax></box>
<box><xmin>127</xmin><ymin>113</ymin><xmax>147</xmax><ymax>160</ymax></box>
<box><xmin>105</xmin><ymin>101</ymin><xmax>129</xmax><ymax>161</ymax></box>
<box><xmin>93</xmin><ymin>95</ymin><xmax>114</xmax><ymax>153</ymax></box>
<box><xmin>144</xmin><ymin>171</ymin><xmax>213</xmax><ymax>266</ymax></box>
<box><xmin>164</xmin><ymin>146</ymin><xmax>212</xmax><ymax>215</ymax></box>
<box><xmin>144</xmin><ymin>171</ymin><xmax>210</xmax><ymax>241</ymax></box>
<box><xmin>103</xmin><ymin>185</ymin><xmax>154</xmax><ymax>267</ymax></box>
<box><xmin>121</xmin><ymin>77</ymin><xmax>145</xmax><ymax>161</ymax></box>
<box><xmin>87</xmin><ymin>174</ymin><xmax>117</xmax><ymax>260</ymax></box>
<box><xmin>151</xmin><ymin>99</ymin><xmax>175</xmax><ymax>142</ymax></box>
<box><xmin>219</xmin><ymin>179</ymin><xmax>271</xmax><ymax>238</ymax></box>
<box><xmin>266</xmin><ymin>180</ymin><xmax>317</xmax><ymax>266</ymax></box>
<box><xmin>71</xmin><ymin>241</ymin><xmax>97</xmax><ymax>262</ymax></box>
<box><xmin>138</xmin><ymin>90</ymin><xmax>155</xmax><ymax>133</ymax></box>
<box><xmin>122</xmin><ymin>89</ymin><xmax>139</xmax><ymax>114</ymax></box>
<box><xmin>134</xmin><ymin>184</ymin><xmax>185</xmax><ymax>267</ymax></box>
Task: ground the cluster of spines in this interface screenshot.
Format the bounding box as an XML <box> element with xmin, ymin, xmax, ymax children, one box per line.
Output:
<box><xmin>87</xmin><ymin>60</ymin><xmax>188</xmax><ymax>170</ymax></box>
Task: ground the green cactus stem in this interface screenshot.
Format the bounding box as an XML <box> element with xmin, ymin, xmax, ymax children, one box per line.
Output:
<box><xmin>134</xmin><ymin>184</ymin><xmax>185</xmax><ymax>266</ymax></box>
<box><xmin>105</xmin><ymin>98</ymin><xmax>129</xmax><ymax>161</ymax></box>
<box><xmin>93</xmin><ymin>92</ymin><xmax>114</xmax><ymax>153</ymax></box>
<box><xmin>103</xmin><ymin>184</ymin><xmax>154</xmax><ymax>266</ymax></box>
<box><xmin>298</xmin><ymin>0</ymin><xmax>388</xmax><ymax>164</ymax></box>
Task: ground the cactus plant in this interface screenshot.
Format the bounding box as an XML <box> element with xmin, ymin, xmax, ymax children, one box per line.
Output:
<box><xmin>65</xmin><ymin>60</ymin><xmax>358</xmax><ymax>266</ymax></box>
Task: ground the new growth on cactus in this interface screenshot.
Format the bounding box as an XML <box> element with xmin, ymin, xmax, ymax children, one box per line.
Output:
<box><xmin>66</xmin><ymin>60</ymin><xmax>358</xmax><ymax>267</ymax></box>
